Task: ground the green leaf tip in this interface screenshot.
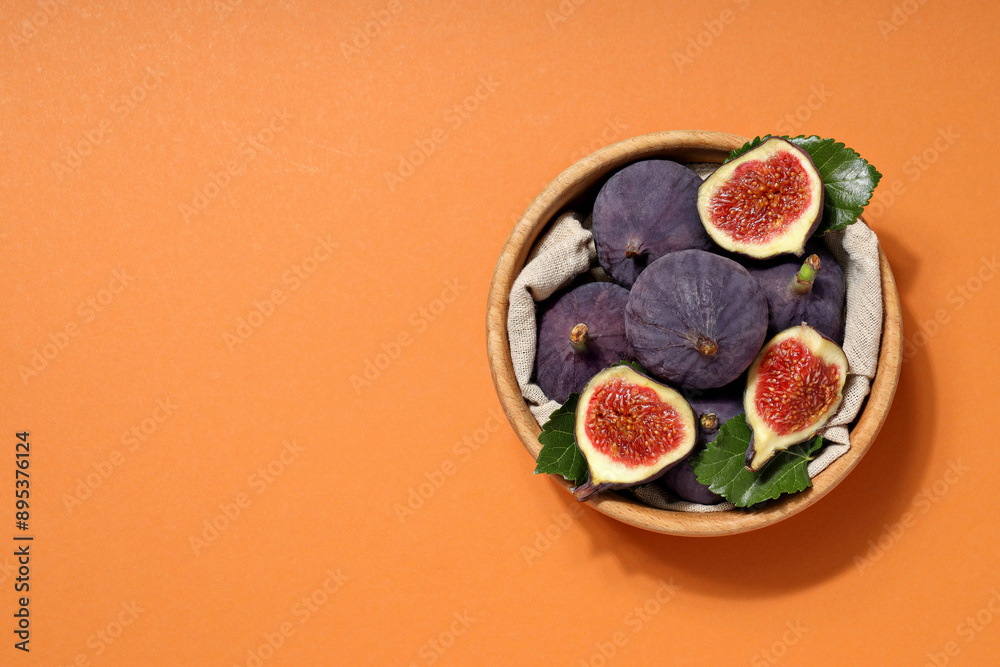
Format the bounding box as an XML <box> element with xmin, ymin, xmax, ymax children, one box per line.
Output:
<box><xmin>534</xmin><ymin>393</ymin><xmax>588</xmax><ymax>486</ymax></box>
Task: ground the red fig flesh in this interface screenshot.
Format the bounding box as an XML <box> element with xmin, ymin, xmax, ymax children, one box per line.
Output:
<box><xmin>573</xmin><ymin>365</ymin><xmax>696</xmax><ymax>500</ymax></box>
<box><xmin>744</xmin><ymin>325</ymin><xmax>848</xmax><ymax>471</ymax></box>
<box><xmin>698</xmin><ymin>138</ymin><xmax>824</xmax><ymax>259</ymax></box>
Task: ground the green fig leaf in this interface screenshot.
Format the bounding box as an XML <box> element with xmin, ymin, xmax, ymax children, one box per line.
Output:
<box><xmin>726</xmin><ymin>135</ymin><xmax>882</xmax><ymax>234</ymax></box>
<box><xmin>693</xmin><ymin>414</ymin><xmax>823</xmax><ymax>508</ymax></box>
<box><xmin>534</xmin><ymin>394</ymin><xmax>588</xmax><ymax>486</ymax></box>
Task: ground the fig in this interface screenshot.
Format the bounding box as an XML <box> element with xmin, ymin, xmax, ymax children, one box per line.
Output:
<box><xmin>625</xmin><ymin>249</ymin><xmax>768</xmax><ymax>390</ymax></box>
<box><xmin>688</xmin><ymin>391</ymin><xmax>744</xmax><ymax>448</ymax></box>
<box><xmin>659</xmin><ymin>391</ymin><xmax>742</xmax><ymax>504</ymax></box>
<box><xmin>697</xmin><ymin>137</ymin><xmax>824</xmax><ymax>259</ymax></box>
<box><xmin>573</xmin><ymin>365</ymin><xmax>697</xmax><ymax>501</ymax></box>
<box><xmin>749</xmin><ymin>244</ymin><xmax>846</xmax><ymax>342</ymax></box>
<box><xmin>534</xmin><ymin>282</ymin><xmax>633</xmax><ymax>404</ymax></box>
<box><xmin>744</xmin><ymin>324</ymin><xmax>848</xmax><ymax>472</ymax></box>
<box><xmin>592</xmin><ymin>160</ymin><xmax>712</xmax><ymax>287</ymax></box>
<box><xmin>660</xmin><ymin>457</ymin><xmax>722</xmax><ymax>505</ymax></box>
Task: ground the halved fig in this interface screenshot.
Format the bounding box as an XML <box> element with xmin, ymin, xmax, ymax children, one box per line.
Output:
<box><xmin>697</xmin><ymin>137</ymin><xmax>824</xmax><ymax>259</ymax></box>
<box><xmin>573</xmin><ymin>365</ymin><xmax>697</xmax><ymax>500</ymax></box>
<box><xmin>744</xmin><ymin>325</ymin><xmax>848</xmax><ymax>472</ymax></box>
<box><xmin>625</xmin><ymin>249</ymin><xmax>768</xmax><ymax>390</ymax></box>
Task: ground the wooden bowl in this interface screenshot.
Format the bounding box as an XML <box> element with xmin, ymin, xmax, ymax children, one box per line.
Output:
<box><xmin>486</xmin><ymin>130</ymin><xmax>902</xmax><ymax>536</ymax></box>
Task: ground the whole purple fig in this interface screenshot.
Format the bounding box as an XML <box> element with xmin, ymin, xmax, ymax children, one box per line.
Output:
<box><xmin>748</xmin><ymin>244</ymin><xmax>845</xmax><ymax>343</ymax></box>
<box><xmin>534</xmin><ymin>282</ymin><xmax>633</xmax><ymax>404</ymax></box>
<box><xmin>658</xmin><ymin>390</ymin><xmax>743</xmax><ymax>504</ymax></box>
<box><xmin>625</xmin><ymin>250</ymin><xmax>768</xmax><ymax>390</ymax></box>
<box><xmin>592</xmin><ymin>160</ymin><xmax>712</xmax><ymax>288</ymax></box>
<box><xmin>688</xmin><ymin>391</ymin><xmax>744</xmax><ymax>448</ymax></box>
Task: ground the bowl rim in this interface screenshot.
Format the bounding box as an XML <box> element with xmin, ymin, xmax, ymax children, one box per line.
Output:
<box><xmin>485</xmin><ymin>129</ymin><xmax>903</xmax><ymax>537</ymax></box>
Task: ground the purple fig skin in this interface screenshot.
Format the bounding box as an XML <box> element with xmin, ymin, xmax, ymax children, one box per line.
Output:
<box><xmin>660</xmin><ymin>454</ymin><xmax>723</xmax><ymax>505</ymax></box>
<box><xmin>687</xmin><ymin>391</ymin><xmax>744</xmax><ymax>447</ymax></box>
<box><xmin>748</xmin><ymin>244</ymin><xmax>846</xmax><ymax>343</ymax></box>
<box><xmin>625</xmin><ymin>250</ymin><xmax>768</xmax><ymax>390</ymax></box>
<box><xmin>658</xmin><ymin>391</ymin><xmax>742</xmax><ymax>504</ymax></box>
<box><xmin>592</xmin><ymin>160</ymin><xmax>712</xmax><ymax>288</ymax></box>
<box><xmin>534</xmin><ymin>282</ymin><xmax>634</xmax><ymax>404</ymax></box>
<box><xmin>574</xmin><ymin>458</ymin><xmax>685</xmax><ymax>502</ymax></box>
<box><xmin>744</xmin><ymin>432</ymin><xmax>759</xmax><ymax>471</ymax></box>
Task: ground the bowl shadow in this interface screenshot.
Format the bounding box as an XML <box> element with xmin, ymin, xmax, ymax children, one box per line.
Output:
<box><xmin>540</xmin><ymin>227</ymin><xmax>935</xmax><ymax>598</ymax></box>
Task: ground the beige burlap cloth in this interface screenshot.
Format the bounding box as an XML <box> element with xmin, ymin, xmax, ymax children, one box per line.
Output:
<box><xmin>507</xmin><ymin>163</ymin><xmax>883</xmax><ymax>512</ymax></box>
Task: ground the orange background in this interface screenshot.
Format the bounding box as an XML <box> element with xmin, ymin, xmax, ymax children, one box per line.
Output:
<box><xmin>3</xmin><ymin>1</ymin><xmax>998</xmax><ymax>665</ymax></box>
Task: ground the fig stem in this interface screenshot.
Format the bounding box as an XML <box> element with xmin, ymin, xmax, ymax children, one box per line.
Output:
<box><xmin>695</xmin><ymin>335</ymin><xmax>719</xmax><ymax>357</ymax></box>
<box><xmin>573</xmin><ymin>481</ymin><xmax>600</xmax><ymax>501</ymax></box>
<box><xmin>792</xmin><ymin>254</ymin><xmax>821</xmax><ymax>294</ymax></box>
<box><xmin>569</xmin><ymin>323</ymin><xmax>589</xmax><ymax>352</ymax></box>
<box><xmin>700</xmin><ymin>413</ymin><xmax>719</xmax><ymax>432</ymax></box>
<box><xmin>624</xmin><ymin>239</ymin><xmax>643</xmax><ymax>259</ymax></box>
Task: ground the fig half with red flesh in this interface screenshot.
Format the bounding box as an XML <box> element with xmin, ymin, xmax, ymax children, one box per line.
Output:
<box><xmin>698</xmin><ymin>137</ymin><xmax>824</xmax><ymax>259</ymax></box>
<box><xmin>744</xmin><ymin>325</ymin><xmax>848</xmax><ymax>472</ymax></box>
<box><xmin>573</xmin><ymin>365</ymin><xmax>697</xmax><ymax>501</ymax></box>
